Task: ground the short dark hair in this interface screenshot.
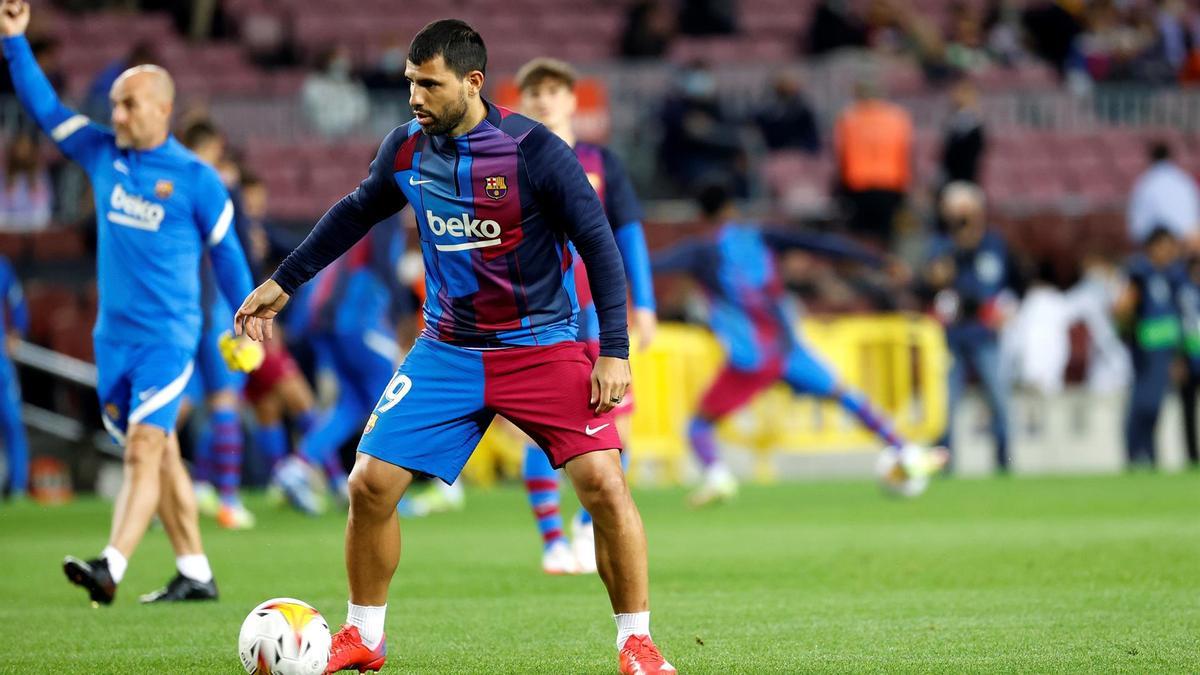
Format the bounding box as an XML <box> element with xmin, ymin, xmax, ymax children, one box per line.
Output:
<box><xmin>1149</xmin><ymin>140</ymin><xmax>1171</xmax><ymax>163</ymax></box>
<box><xmin>1145</xmin><ymin>224</ymin><xmax>1176</xmax><ymax>247</ymax></box>
<box><xmin>696</xmin><ymin>182</ymin><xmax>731</xmax><ymax>219</ymax></box>
<box><xmin>240</xmin><ymin>170</ymin><xmax>263</xmax><ymax>189</ymax></box>
<box><xmin>181</xmin><ymin>119</ymin><xmax>221</xmax><ymax>150</ymax></box>
<box><xmin>408</xmin><ymin>19</ymin><xmax>487</xmax><ymax>77</ymax></box>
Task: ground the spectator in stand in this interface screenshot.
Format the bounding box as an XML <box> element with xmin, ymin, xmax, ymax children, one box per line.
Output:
<box><xmin>1128</xmin><ymin>140</ymin><xmax>1200</xmax><ymax>248</ymax></box>
<box><xmin>945</xmin><ymin>0</ymin><xmax>993</xmax><ymax>73</ymax></box>
<box><xmin>658</xmin><ymin>61</ymin><xmax>747</xmax><ymax>196</ymax></box>
<box><xmin>833</xmin><ymin>79</ymin><xmax>913</xmax><ymax>246</ymax></box>
<box><xmin>1022</xmin><ymin>0</ymin><xmax>1085</xmax><ymax>74</ymax></box>
<box><xmin>923</xmin><ymin>182</ymin><xmax>1015</xmax><ymax>472</ymax></box>
<box><xmin>362</xmin><ymin>40</ymin><xmax>410</xmax><ymax>93</ymax></box>
<box><xmin>678</xmin><ymin>0</ymin><xmax>736</xmax><ymax>35</ymax></box>
<box><xmin>1113</xmin><ymin>226</ymin><xmax>1182</xmax><ymax>468</ymax></box>
<box><xmin>620</xmin><ymin>0</ymin><xmax>677</xmax><ymax>58</ymax></box>
<box><xmin>806</xmin><ymin>0</ymin><xmax>868</xmax><ymax>56</ymax></box>
<box><xmin>301</xmin><ymin>45</ymin><xmax>369</xmax><ymax>138</ymax></box>
<box><xmin>938</xmin><ymin>78</ymin><xmax>986</xmax><ymax>188</ymax></box>
<box><xmin>754</xmin><ymin>72</ymin><xmax>820</xmax><ymax>154</ymax></box>
<box><xmin>983</xmin><ymin>0</ymin><xmax>1030</xmax><ymax>66</ymax></box>
<box><xmin>0</xmin><ymin>132</ymin><xmax>51</xmax><ymax>231</ymax></box>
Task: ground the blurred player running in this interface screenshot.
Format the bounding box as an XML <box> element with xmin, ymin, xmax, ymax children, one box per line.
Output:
<box><xmin>0</xmin><ymin>1</ymin><xmax>255</xmax><ymax>604</ymax></box>
<box><xmin>281</xmin><ymin>216</ymin><xmax>408</xmax><ymax>507</ymax></box>
<box><xmin>516</xmin><ymin>57</ymin><xmax>656</xmax><ymax>575</ymax></box>
<box><xmin>654</xmin><ymin>185</ymin><xmax>947</xmax><ymax>506</ymax></box>
<box><xmin>236</xmin><ymin>20</ymin><xmax>674</xmax><ymax>674</ymax></box>
<box><xmin>178</xmin><ymin>120</ymin><xmax>256</xmax><ymax>529</ymax></box>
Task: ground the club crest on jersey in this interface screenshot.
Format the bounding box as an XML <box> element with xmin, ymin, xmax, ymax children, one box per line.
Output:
<box><xmin>104</xmin><ymin>403</ymin><xmax>120</xmax><ymax>421</ymax></box>
<box><xmin>484</xmin><ymin>175</ymin><xmax>508</xmax><ymax>200</ymax></box>
<box><xmin>154</xmin><ymin>179</ymin><xmax>174</xmax><ymax>199</ymax></box>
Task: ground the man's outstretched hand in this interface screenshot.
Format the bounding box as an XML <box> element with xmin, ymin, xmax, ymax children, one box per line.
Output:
<box><xmin>234</xmin><ymin>279</ymin><xmax>290</xmax><ymax>342</ymax></box>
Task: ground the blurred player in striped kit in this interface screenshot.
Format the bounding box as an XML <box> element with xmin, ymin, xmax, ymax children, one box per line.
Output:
<box><xmin>654</xmin><ymin>185</ymin><xmax>947</xmax><ymax>505</ymax></box>
<box><xmin>514</xmin><ymin>57</ymin><xmax>657</xmax><ymax>575</ymax></box>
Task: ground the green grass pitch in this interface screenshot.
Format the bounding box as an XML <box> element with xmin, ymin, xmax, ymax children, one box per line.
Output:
<box><xmin>0</xmin><ymin>472</ymin><xmax>1197</xmax><ymax>673</ymax></box>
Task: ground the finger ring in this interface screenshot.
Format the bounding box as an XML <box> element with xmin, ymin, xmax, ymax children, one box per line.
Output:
<box><xmin>610</xmin><ymin>396</ymin><xmax>622</xmax><ymax>403</ymax></box>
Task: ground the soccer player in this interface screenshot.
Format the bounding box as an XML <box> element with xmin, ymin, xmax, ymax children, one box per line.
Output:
<box><xmin>654</xmin><ymin>184</ymin><xmax>946</xmax><ymax>506</ymax></box>
<box><xmin>0</xmin><ymin>1</ymin><xmax>255</xmax><ymax>603</ymax></box>
<box><xmin>0</xmin><ymin>254</ymin><xmax>28</xmax><ymax>500</ymax></box>
<box><xmin>236</xmin><ymin>20</ymin><xmax>675</xmax><ymax>675</ymax></box>
<box><xmin>515</xmin><ymin>57</ymin><xmax>656</xmax><ymax>574</ymax></box>
<box><xmin>282</xmin><ymin>216</ymin><xmax>408</xmax><ymax>505</ymax></box>
<box><xmin>178</xmin><ymin>119</ymin><xmax>255</xmax><ymax>529</ymax></box>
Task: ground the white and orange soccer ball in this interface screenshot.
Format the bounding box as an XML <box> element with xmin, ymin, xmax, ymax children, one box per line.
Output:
<box><xmin>875</xmin><ymin>444</ymin><xmax>950</xmax><ymax>498</ymax></box>
<box><xmin>238</xmin><ymin>598</ymin><xmax>331</xmax><ymax>675</ymax></box>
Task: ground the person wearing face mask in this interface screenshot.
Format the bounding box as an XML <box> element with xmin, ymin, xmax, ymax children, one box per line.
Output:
<box><xmin>301</xmin><ymin>44</ymin><xmax>370</xmax><ymax>138</ymax></box>
<box><xmin>923</xmin><ymin>181</ymin><xmax>1016</xmax><ymax>472</ymax></box>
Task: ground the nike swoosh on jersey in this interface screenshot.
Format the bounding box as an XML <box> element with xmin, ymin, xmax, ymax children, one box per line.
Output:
<box><xmin>585</xmin><ymin>423</ymin><xmax>610</xmax><ymax>436</ymax></box>
<box><xmin>409</xmin><ymin>177</ymin><xmax>434</xmax><ymax>186</ymax></box>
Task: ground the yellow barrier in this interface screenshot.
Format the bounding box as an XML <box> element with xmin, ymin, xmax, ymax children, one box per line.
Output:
<box><xmin>462</xmin><ymin>315</ymin><xmax>950</xmax><ymax>486</ymax></box>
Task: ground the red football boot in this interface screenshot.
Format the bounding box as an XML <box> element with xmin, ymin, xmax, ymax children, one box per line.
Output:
<box><xmin>325</xmin><ymin>624</ymin><xmax>387</xmax><ymax>673</ymax></box>
<box><xmin>619</xmin><ymin>635</ymin><xmax>677</xmax><ymax>674</ymax></box>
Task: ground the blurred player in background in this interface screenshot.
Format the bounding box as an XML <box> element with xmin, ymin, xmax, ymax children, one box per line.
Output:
<box><xmin>0</xmin><ymin>253</ymin><xmax>27</xmax><ymax>500</ymax></box>
<box><xmin>178</xmin><ymin>119</ymin><xmax>255</xmax><ymax>529</ymax></box>
<box><xmin>280</xmin><ymin>215</ymin><xmax>408</xmax><ymax>508</ymax></box>
<box><xmin>654</xmin><ymin>184</ymin><xmax>947</xmax><ymax>506</ymax></box>
<box><xmin>516</xmin><ymin>57</ymin><xmax>657</xmax><ymax>575</ymax></box>
<box><xmin>237</xmin><ymin>173</ymin><xmax>327</xmax><ymax>514</ymax></box>
<box><xmin>236</xmin><ymin>20</ymin><xmax>674</xmax><ymax>674</ymax></box>
<box><xmin>0</xmin><ymin>0</ymin><xmax>255</xmax><ymax>604</ymax></box>
<box><xmin>1114</xmin><ymin>225</ymin><xmax>1182</xmax><ymax>468</ymax></box>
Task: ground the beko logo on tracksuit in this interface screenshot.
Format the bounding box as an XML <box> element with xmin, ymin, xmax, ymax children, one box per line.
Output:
<box><xmin>108</xmin><ymin>184</ymin><xmax>165</xmax><ymax>231</ymax></box>
<box><xmin>425</xmin><ymin>210</ymin><xmax>501</xmax><ymax>251</ymax></box>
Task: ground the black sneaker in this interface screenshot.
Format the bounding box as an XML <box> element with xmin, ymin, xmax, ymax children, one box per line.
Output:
<box><xmin>138</xmin><ymin>573</ymin><xmax>218</xmax><ymax>603</ymax></box>
<box><xmin>63</xmin><ymin>556</ymin><xmax>117</xmax><ymax>605</ymax></box>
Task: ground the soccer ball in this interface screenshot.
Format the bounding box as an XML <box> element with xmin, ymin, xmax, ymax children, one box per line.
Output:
<box><xmin>875</xmin><ymin>444</ymin><xmax>944</xmax><ymax>498</ymax></box>
<box><xmin>238</xmin><ymin>598</ymin><xmax>331</xmax><ymax>675</ymax></box>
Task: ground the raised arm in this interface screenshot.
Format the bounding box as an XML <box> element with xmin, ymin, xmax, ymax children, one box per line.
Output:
<box><xmin>760</xmin><ymin>228</ymin><xmax>884</xmax><ymax>267</ymax></box>
<box><xmin>0</xmin><ymin>2</ymin><xmax>111</xmax><ymax>170</ymax></box>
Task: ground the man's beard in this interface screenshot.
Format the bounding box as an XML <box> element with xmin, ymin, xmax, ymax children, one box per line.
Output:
<box><xmin>421</xmin><ymin>93</ymin><xmax>469</xmax><ymax>136</ymax></box>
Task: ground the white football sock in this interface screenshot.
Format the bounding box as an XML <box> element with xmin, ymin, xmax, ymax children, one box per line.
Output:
<box><xmin>101</xmin><ymin>545</ymin><xmax>127</xmax><ymax>584</ymax></box>
<box><xmin>347</xmin><ymin>602</ymin><xmax>387</xmax><ymax>650</ymax></box>
<box><xmin>614</xmin><ymin>611</ymin><xmax>650</xmax><ymax>650</ymax></box>
<box><xmin>175</xmin><ymin>554</ymin><xmax>213</xmax><ymax>583</ymax></box>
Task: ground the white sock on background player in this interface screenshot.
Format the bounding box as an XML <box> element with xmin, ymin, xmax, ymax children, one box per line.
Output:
<box><xmin>176</xmin><ymin>554</ymin><xmax>213</xmax><ymax>583</ymax></box>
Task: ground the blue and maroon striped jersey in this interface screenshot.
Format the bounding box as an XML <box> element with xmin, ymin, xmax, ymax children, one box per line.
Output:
<box><xmin>272</xmin><ymin>102</ymin><xmax>630</xmax><ymax>358</ymax></box>
<box><xmin>570</xmin><ymin>142</ymin><xmax>654</xmax><ymax>342</ymax></box>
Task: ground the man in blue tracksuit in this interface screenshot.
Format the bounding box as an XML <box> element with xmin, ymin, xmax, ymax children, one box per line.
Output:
<box><xmin>1</xmin><ymin>1</ymin><xmax>254</xmax><ymax>605</ymax></box>
<box><xmin>0</xmin><ymin>255</ymin><xmax>28</xmax><ymax>499</ymax></box>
